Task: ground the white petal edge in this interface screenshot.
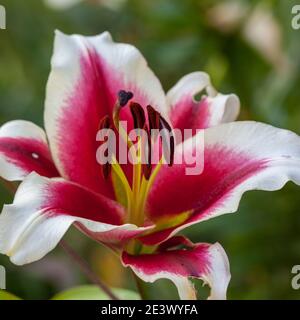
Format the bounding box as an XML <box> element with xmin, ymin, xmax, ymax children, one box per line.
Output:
<box><xmin>0</xmin><ymin>120</ymin><xmax>48</xmax><ymax>181</ymax></box>
<box><xmin>122</xmin><ymin>242</ymin><xmax>230</xmax><ymax>300</ymax></box>
<box><xmin>166</xmin><ymin>72</ymin><xmax>240</xmax><ymax>126</ymax></box>
<box><xmin>152</xmin><ymin>121</ymin><xmax>300</xmax><ymax>242</ymax></box>
<box><xmin>0</xmin><ymin>172</ymin><xmax>151</xmax><ymax>265</ymax></box>
<box><xmin>206</xmin><ymin>93</ymin><xmax>240</xmax><ymax>126</ymax></box>
<box><xmin>166</xmin><ymin>71</ymin><xmax>211</xmax><ymax>106</ymax></box>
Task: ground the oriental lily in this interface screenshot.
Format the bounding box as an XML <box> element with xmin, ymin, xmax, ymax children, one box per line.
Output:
<box><xmin>1</xmin><ymin>31</ymin><xmax>300</xmax><ymax>300</ymax></box>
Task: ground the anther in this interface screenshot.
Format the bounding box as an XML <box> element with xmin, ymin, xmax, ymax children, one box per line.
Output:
<box><xmin>147</xmin><ymin>106</ymin><xmax>175</xmax><ymax>167</ymax></box>
<box><xmin>102</xmin><ymin>162</ymin><xmax>111</xmax><ymax>180</ymax></box>
<box><xmin>147</xmin><ymin>105</ymin><xmax>160</xmax><ymax>131</ymax></box>
<box><xmin>118</xmin><ymin>90</ymin><xmax>134</xmax><ymax>107</ymax></box>
<box><xmin>159</xmin><ymin>116</ymin><xmax>175</xmax><ymax>166</ymax></box>
<box><xmin>142</xmin><ymin>124</ymin><xmax>152</xmax><ymax>180</ymax></box>
<box><xmin>130</xmin><ymin>102</ymin><xmax>146</xmax><ymax>130</ymax></box>
<box><xmin>98</xmin><ymin>115</ymin><xmax>111</xmax><ymax>130</ymax></box>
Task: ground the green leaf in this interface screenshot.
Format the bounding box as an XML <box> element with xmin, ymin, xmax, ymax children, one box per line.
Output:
<box><xmin>0</xmin><ymin>290</ymin><xmax>22</xmax><ymax>300</ymax></box>
<box><xmin>51</xmin><ymin>285</ymin><xmax>140</xmax><ymax>300</ymax></box>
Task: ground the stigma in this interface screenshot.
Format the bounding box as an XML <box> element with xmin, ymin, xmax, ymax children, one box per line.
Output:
<box><xmin>118</xmin><ymin>90</ymin><xmax>134</xmax><ymax>107</ymax></box>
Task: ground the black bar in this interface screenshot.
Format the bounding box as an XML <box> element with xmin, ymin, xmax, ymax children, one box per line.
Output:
<box><xmin>0</xmin><ymin>300</ymin><xmax>298</xmax><ymax>319</ymax></box>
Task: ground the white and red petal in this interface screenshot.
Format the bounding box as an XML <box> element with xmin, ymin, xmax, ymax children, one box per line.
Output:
<box><xmin>167</xmin><ymin>72</ymin><xmax>240</xmax><ymax>133</ymax></box>
<box><xmin>76</xmin><ymin>220</ymin><xmax>153</xmax><ymax>246</ymax></box>
<box><xmin>44</xmin><ymin>31</ymin><xmax>167</xmax><ymax>197</ymax></box>
<box><xmin>0</xmin><ymin>173</ymin><xmax>150</xmax><ymax>265</ymax></box>
<box><xmin>122</xmin><ymin>241</ymin><xmax>230</xmax><ymax>300</ymax></box>
<box><xmin>0</xmin><ymin>120</ymin><xmax>59</xmax><ymax>181</ymax></box>
<box><xmin>143</xmin><ymin>121</ymin><xmax>300</xmax><ymax>245</ymax></box>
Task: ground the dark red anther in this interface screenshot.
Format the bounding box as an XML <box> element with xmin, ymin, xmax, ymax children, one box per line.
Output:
<box><xmin>147</xmin><ymin>105</ymin><xmax>174</xmax><ymax>166</ymax></box>
<box><xmin>101</xmin><ymin>143</ymin><xmax>112</xmax><ymax>180</ymax></box>
<box><xmin>102</xmin><ymin>162</ymin><xmax>111</xmax><ymax>180</ymax></box>
<box><xmin>142</xmin><ymin>124</ymin><xmax>152</xmax><ymax>180</ymax></box>
<box><xmin>143</xmin><ymin>163</ymin><xmax>152</xmax><ymax>180</ymax></box>
<box><xmin>159</xmin><ymin>115</ymin><xmax>171</xmax><ymax>132</ymax></box>
<box><xmin>147</xmin><ymin>105</ymin><xmax>160</xmax><ymax>131</ymax></box>
<box><xmin>98</xmin><ymin>115</ymin><xmax>111</xmax><ymax>130</ymax></box>
<box><xmin>159</xmin><ymin>116</ymin><xmax>175</xmax><ymax>167</ymax></box>
<box><xmin>118</xmin><ymin>90</ymin><xmax>134</xmax><ymax>107</ymax></box>
<box><xmin>130</xmin><ymin>102</ymin><xmax>146</xmax><ymax>130</ymax></box>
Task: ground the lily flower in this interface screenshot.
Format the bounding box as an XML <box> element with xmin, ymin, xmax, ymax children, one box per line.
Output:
<box><xmin>1</xmin><ymin>31</ymin><xmax>300</xmax><ymax>300</ymax></box>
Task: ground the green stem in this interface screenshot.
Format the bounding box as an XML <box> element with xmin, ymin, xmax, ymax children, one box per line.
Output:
<box><xmin>132</xmin><ymin>271</ymin><xmax>149</xmax><ymax>300</ymax></box>
<box><xmin>60</xmin><ymin>240</ymin><xmax>119</xmax><ymax>300</ymax></box>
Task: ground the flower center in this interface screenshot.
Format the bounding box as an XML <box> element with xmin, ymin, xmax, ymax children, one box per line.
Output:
<box><xmin>99</xmin><ymin>90</ymin><xmax>174</xmax><ymax>228</ymax></box>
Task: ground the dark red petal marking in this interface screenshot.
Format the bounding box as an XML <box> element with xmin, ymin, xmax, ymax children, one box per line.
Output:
<box><xmin>0</xmin><ymin>137</ymin><xmax>59</xmax><ymax>178</ymax></box>
<box><xmin>147</xmin><ymin>146</ymin><xmax>266</xmax><ymax>219</ymax></box>
<box><xmin>157</xmin><ymin>236</ymin><xmax>195</xmax><ymax>252</ymax></box>
<box><xmin>122</xmin><ymin>241</ymin><xmax>230</xmax><ymax>299</ymax></box>
<box><xmin>122</xmin><ymin>243</ymin><xmax>210</xmax><ymax>278</ymax></box>
<box><xmin>54</xmin><ymin>49</ymin><xmax>156</xmax><ymax>196</ymax></box>
<box><xmin>44</xmin><ymin>179</ymin><xmax>123</xmax><ymax>225</ymax></box>
<box><xmin>170</xmin><ymin>96</ymin><xmax>211</xmax><ymax>133</ymax></box>
<box><xmin>140</xmin><ymin>146</ymin><xmax>267</xmax><ymax>245</ymax></box>
<box><xmin>140</xmin><ymin>227</ymin><xmax>179</xmax><ymax>246</ymax></box>
<box><xmin>55</xmin><ymin>50</ymin><xmax>116</xmax><ymax>197</ymax></box>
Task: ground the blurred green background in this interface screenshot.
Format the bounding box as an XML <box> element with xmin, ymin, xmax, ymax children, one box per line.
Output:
<box><xmin>0</xmin><ymin>0</ymin><xmax>300</xmax><ymax>300</ymax></box>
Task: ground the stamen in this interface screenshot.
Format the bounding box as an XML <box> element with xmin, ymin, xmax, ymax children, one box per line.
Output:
<box><xmin>118</xmin><ymin>90</ymin><xmax>134</xmax><ymax>107</ymax></box>
<box><xmin>159</xmin><ymin>116</ymin><xmax>175</xmax><ymax>166</ymax></box>
<box><xmin>142</xmin><ymin>124</ymin><xmax>152</xmax><ymax>180</ymax></box>
<box><xmin>104</xmin><ymin>97</ymin><xmax>175</xmax><ymax>232</ymax></box>
<box><xmin>111</xmin><ymin>155</ymin><xmax>133</xmax><ymax>212</ymax></box>
<box><xmin>147</xmin><ymin>105</ymin><xmax>175</xmax><ymax>167</ymax></box>
<box><xmin>130</xmin><ymin>102</ymin><xmax>146</xmax><ymax>130</ymax></box>
<box><xmin>102</xmin><ymin>161</ymin><xmax>111</xmax><ymax>180</ymax></box>
<box><xmin>147</xmin><ymin>105</ymin><xmax>160</xmax><ymax>131</ymax></box>
<box><xmin>98</xmin><ymin>115</ymin><xmax>111</xmax><ymax>130</ymax></box>
<box><xmin>143</xmin><ymin>161</ymin><xmax>152</xmax><ymax>180</ymax></box>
